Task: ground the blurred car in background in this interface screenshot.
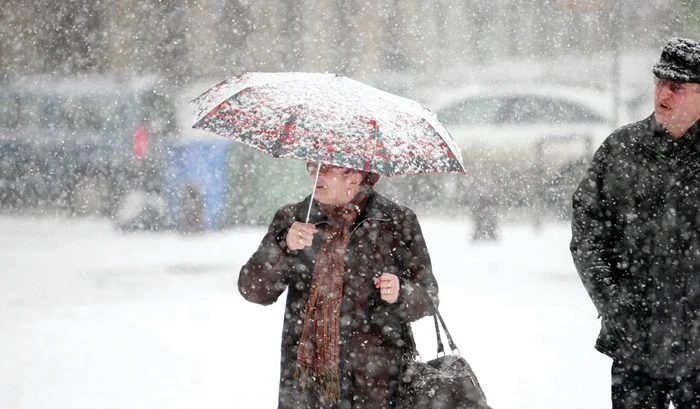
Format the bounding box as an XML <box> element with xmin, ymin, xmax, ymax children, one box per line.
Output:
<box><xmin>0</xmin><ymin>75</ymin><xmax>174</xmax><ymax>218</ymax></box>
<box><xmin>0</xmin><ymin>75</ymin><xmax>311</xmax><ymax>231</ymax></box>
<box><xmin>428</xmin><ymin>83</ymin><xmax>630</xmax><ymax>150</ymax></box>
<box><xmin>422</xmin><ymin>83</ymin><xmax>632</xmax><ymax>236</ymax></box>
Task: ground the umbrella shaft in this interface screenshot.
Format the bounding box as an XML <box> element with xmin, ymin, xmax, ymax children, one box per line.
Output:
<box><xmin>305</xmin><ymin>166</ymin><xmax>321</xmax><ymax>223</ymax></box>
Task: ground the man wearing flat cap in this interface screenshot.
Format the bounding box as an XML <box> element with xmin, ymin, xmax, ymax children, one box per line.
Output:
<box><xmin>571</xmin><ymin>37</ymin><xmax>700</xmax><ymax>409</ymax></box>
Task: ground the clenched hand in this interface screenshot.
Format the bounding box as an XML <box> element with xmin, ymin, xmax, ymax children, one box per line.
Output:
<box><xmin>375</xmin><ymin>273</ymin><xmax>400</xmax><ymax>304</ymax></box>
<box><xmin>286</xmin><ymin>222</ymin><xmax>318</xmax><ymax>251</ymax></box>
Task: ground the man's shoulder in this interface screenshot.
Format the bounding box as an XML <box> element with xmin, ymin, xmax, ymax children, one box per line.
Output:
<box><xmin>596</xmin><ymin>116</ymin><xmax>654</xmax><ymax>155</ymax></box>
<box><xmin>608</xmin><ymin>115</ymin><xmax>653</xmax><ymax>143</ymax></box>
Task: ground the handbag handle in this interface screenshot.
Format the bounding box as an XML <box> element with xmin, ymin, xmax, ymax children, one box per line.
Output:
<box><xmin>405</xmin><ymin>284</ymin><xmax>459</xmax><ymax>358</ymax></box>
<box><xmin>433</xmin><ymin>307</ymin><xmax>459</xmax><ymax>355</ymax></box>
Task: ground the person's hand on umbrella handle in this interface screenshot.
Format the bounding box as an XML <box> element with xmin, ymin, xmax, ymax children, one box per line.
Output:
<box><xmin>375</xmin><ymin>273</ymin><xmax>400</xmax><ymax>304</ymax></box>
<box><xmin>286</xmin><ymin>222</ymin><xmax>318</xmax><ymax>251</ymax></box>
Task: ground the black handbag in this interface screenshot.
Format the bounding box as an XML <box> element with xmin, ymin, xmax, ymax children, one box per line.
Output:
<box><xmin>397</xmin><ymin>293</ymin><xmax>492</xmax><ymax>409</ymax></box>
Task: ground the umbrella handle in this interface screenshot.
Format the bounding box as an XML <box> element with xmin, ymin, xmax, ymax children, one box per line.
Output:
<box><xmin>305</xmin><ymin>166</ymin><xmax>321</xmax><ymax>223</ymax></box>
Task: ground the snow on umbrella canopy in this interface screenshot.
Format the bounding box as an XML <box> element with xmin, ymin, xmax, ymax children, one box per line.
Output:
<box><xmin>190</xmin><ymin>72</ymin><xmax>466</xmax><ymax>176</ymax></box>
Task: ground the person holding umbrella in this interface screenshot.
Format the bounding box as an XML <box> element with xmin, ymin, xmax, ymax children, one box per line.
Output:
<box><xmin>238</xmin><ymin>161</ymin><xmax>439</xmax><ymax>409</ymax></box>
<box><xmin>190</xmin><ymin>72</ymin><xmax>465</xmax><ymax>408</ymax></box>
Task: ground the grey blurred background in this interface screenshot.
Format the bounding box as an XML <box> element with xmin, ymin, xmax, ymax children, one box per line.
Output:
<box><xmin>0</xmin><ymin>0</ymin><xmax>685</xmax><ymax>87</ymax></box>
<box><xmin>0</xmin><ymin>0</ymin><xmax>697</xmax><ymax>237</ymax></box>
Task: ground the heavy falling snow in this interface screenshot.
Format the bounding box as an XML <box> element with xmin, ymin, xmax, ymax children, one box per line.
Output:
<box><xmin>0</xmin><ymin>1</ymin><xmax>696</xmax><ymax>408</ymax></box>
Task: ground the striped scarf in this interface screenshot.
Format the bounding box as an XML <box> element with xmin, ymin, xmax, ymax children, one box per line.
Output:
<box><xmin>295</xmin><ymin>190</ymin><xmax>369</xmax><ymax>403</ymax></box>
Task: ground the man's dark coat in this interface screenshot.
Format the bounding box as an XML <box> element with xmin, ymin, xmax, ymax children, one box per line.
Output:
<box><xmin>239</xmin><ymin>189</ymin><xmax>438</xmax><ymax>408</ymax></box>
<box><xmin>571</xmin><ymin>115</ymin><xmax>700</xmax><ymax>377</ymax></box>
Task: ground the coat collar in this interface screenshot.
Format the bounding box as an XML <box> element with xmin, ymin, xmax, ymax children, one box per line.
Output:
<box><xmin>295</xmin><ymin>188</ymin><xmax>394</xmax><ymax>226</ymax></box>
<box><xmin>637</xmin><ymin>114</ymin><xmax>700</xmax><ymax>160</ymax></box>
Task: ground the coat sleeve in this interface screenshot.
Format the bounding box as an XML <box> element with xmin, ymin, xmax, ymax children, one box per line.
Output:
<box><xmin>238</xmin><ymin>206</ymin><xmax>299</xmax><ymax>306</ymax></box>
<box><xmin>570</xmin><ymin>140</ymin><xmax>619</xmax><ymax>315</ymax></box>
<box><xmin>391</xmin><ymin>209</ymin><xmax>439</xmax><ymax>323</ymax></box>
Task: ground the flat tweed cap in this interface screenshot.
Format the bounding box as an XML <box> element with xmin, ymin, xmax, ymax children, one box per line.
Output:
<box><xmin>653</xmin><ymin>37</ymin><xmax>700</xmax><ymax>84</ymax></box>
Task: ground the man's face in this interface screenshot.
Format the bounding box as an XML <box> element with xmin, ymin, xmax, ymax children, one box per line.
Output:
<box><xmin>654</xmin><ymin>77</ymin><xmax>700</xmax><ymax>137</ymax></box>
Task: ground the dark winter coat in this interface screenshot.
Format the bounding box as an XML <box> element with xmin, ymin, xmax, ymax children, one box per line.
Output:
<box><xmin>571</xmin><ymin>114</ymin><xmax>700</xmax><ymax>378</ymax></box>
<box><xmin>238</xmin><ymin>188</ymin><xmax>439</xmax><ymax>408</ymax></box>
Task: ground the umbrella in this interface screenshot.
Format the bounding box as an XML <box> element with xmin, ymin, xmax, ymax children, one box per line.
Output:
<box><xmin>190</xmin><ymin>72</ymin><xmax>466</xmax><ymax>220</ymax></box>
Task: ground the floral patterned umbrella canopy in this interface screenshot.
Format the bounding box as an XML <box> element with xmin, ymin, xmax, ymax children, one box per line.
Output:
<box><xmin>190</xmin><ymin>72</ymin><xmax>465</xmax><ymax>176</ymax></box>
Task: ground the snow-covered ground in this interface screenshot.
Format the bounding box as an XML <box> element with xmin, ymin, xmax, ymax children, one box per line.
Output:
<box><xmin>1</xmin><ymin>214</ymin><xmax>612</xmax><ymax>409</ymax></box>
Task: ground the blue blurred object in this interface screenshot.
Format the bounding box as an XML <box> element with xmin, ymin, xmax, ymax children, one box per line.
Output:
<box><xmin>164</xmin><ymin>139</ymin><xmax>233</xmax><ymax>232</ymax></box>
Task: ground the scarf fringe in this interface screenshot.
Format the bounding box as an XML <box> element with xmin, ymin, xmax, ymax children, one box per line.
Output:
<box><xmin>294</xmin><ymin>366</ymin><xmax>341</xmax><ymax>403</ymax></box>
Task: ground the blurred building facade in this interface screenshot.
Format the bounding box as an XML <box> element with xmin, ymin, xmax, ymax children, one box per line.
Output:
<box><xmin>0</xmin><ymin>0</ymin><xmax>696</xmax><ymax>227</ymax></box>
<box><xmin>0</xmin><ymin>0</ymin><xmax>687</xmax><ymax>87</ymax></box>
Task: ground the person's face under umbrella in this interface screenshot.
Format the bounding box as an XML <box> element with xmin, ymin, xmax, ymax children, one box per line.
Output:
<box><xmin>306</xmin><ymin>162</ymin><xmax>360</xmax><ymax>205</ymax></box>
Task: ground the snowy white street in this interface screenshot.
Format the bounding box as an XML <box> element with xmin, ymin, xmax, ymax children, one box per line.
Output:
<box><xmin>1</xmin><ymin>215</ymin><xmax>611</xmax><ymax>409</ymax></box>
